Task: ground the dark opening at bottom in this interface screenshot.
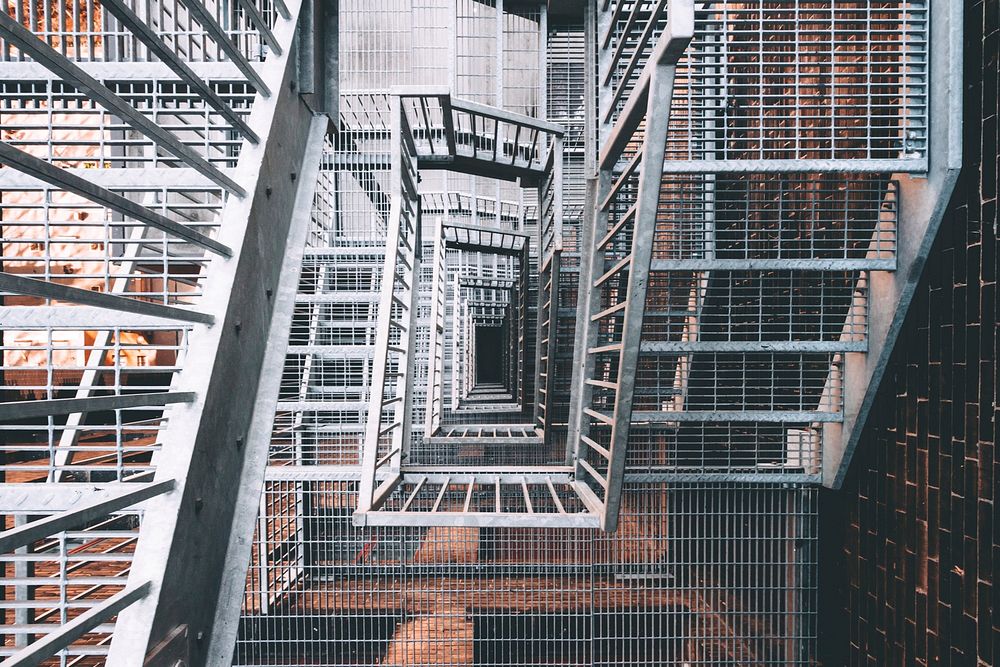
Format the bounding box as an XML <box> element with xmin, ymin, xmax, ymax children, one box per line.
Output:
<box><xmin>475</xmin><ymin>326</ymin><xmax>505</xmax><ymax>385</ymax></box>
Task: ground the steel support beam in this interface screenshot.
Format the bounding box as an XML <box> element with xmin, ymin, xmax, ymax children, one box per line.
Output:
<box><xmin>823</xmin><ymin>0</ymin><xmax>963</xmax><ymax>488</ymax></box>
<box><xmin>205</xmin><ymin>116</ymin><xmax>326</xmax><ymax>667</ymax></box>
<box><xmin>106</xmin><ymin>3</ymin><xmax>317</xmax><ymax>661</ymax></box>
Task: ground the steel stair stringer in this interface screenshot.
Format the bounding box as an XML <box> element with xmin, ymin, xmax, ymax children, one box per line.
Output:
<box><xmin>823</xmin><ymin>0</ymin><xmax>963</xmax><ymax>489</ymax></box>
<box><xmin>567</xmin><ymin>0</ymin><xmax>695</xmax><ymax>532</ymax></box>
<box><xmin>105</xmin><ymin>3</ymin><xmax>327</xmax><ymax>662</ymax></box>
<box><xmin>203</xmin><ymin>118</ymin><xmax>328</xmax><ymax>667</ymax></box>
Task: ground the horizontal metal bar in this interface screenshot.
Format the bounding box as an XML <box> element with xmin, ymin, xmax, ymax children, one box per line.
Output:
<box><xmin>0</xmin><ymin>167</ymin><xmax>233</xmax><ymax>189</ymax></box>
<box><xmin>446</xmin><ymin>96</ymin><xmax>565</xmax><ymax>135</ymax></box>
<box><xmin>286</xmin><ymin>345</ymin><xmax>374</xmax><ymax>355</ymax></box>
<box><xmin>0</xmin><ymin>483</ymin><xmax>159</xmax><ymax>513</ymax></box>
<box><xmin>0</xmin><ymin>305</ymin><xmax>193</xmax><ymax>330</ymax></box>
<box><xmin>264</xmin><ymin>466</ymin><xmax>364</xmax><ymax>481</ymax></box>
<box><xmin>622</xmin><ymin>472</ymin><xmax>823</xmax><ymax>484</ymax></box>
<box><xmin>0</xmin><ymin>12</ymin><xmax>245</xmax><ymax>196</ymax></box>
<box><xmin>444</xmin><ymin>221</ymin><xmax>532</xmax><ymax>241</ymax></box>
<box><xmin>585</xmin><ymin>379</ymin><xmax>619</xmax><ymax>391</ymax></box>
<box><xmin>274</xmin><ymin>401</ymin><xmax>368</xmax><ymax>411</ymax></box>
<box><xmin>295</xmin><ymin>293</ymin><xmax>377</xmax><ymax>303</ymax></box>
<box><xmin>355</xmin><ymin>510</ymin><xmax>600</xmax><ymax>529</ymax></box>
<box><xmin>176</xmin><ymin>0</ymin><xmax>272</xmax><ymax>96</ymax></box>
<box><xmin>100</xmin><ymin>0</ymin><xmax>259</xmax><ymax>143</ymax></box>
<box><xmin>401</xmin><ymin>465</ymin><xmax>575</xmax><ymax>476</ymax></box>
<box><xmin>0</xmin><ymin>142</ymin><xmax>232</xmax><ymax>257</ymax></box>
<box><xmin>0</xmin><ymin>61</ymin><xmax>244</xmax><ymax>81</ymax></box>
<box><xmin>0</xmin><ymin>582</ymin><xmax>150</xmax><ymax>667</ymax></box>
<box><xmin>660</xmin><ymin>158</ymin><xmax>928</xmax><ymax>173</ymax></box>
<box><xmin>261</xmin><ymin>466</ymin><xmax>825</xmax><ymax>486</ymax></box>
<box><xmin>649</xmin><ymin>259</ymin><xmax>896</xmax><ymax>271</ymax></box>
<box><xmin>0</xmin><ymin>392</ymin><xmax>196</xmax><ymax>421</ymax></box>
<box><xmin>0</xmin><ymin>273</ymin><xmax>213</xmax><ymax>325</ymax></box>
<box><xmin>640</xmin><ymin>340</ymin><xmax>867</xmax><ymax>353</ymax></box>
<box><xmin>630</xmin><ymin>410</ymin><xmax>843</xmax><ymax>423</ymax></box>
<box><xmin>0</xmin><ymin>480</ymin><xmax>174</xmax><ymax>553</ymax></box>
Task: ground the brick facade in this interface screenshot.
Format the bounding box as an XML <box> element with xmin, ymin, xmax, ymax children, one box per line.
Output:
<box><xmin>819</xmin><ymin>0</ymin><xmax>999</xmax><ymax>664</ymax></box>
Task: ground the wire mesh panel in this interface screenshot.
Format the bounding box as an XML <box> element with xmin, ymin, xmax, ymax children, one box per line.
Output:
<box><xmin>0</xmin><ymin>505</ymin><xmax>145</xmax><ymax>663</ymax></box>
<box><xmin>665</xmin><ymin>0</ymin><xmax>929</xmax><ymax>169</ymax></box>
<box><xmin>569</xmin><ymin>0</ymin><xmax>921</xmax><ymax>533</ymax></box>
<box><xmin>236</xmin><ymin>478</ymin><xmax>818</xmax><ymax>665</ymax></box>
<box><xmin>230</xmin><ymin>1</ymin><xmax>852</xmax><ymax>664</ymax></box>
<box><xmin>0</xmin><ymin>0</ymin><xmax>311</xmax><ymax>660</ymax></box>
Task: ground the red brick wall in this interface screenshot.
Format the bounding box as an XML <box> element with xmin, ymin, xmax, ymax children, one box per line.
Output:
<box><xmin>819</xmin><ymin>1</ymin><xmax>999</xmax><ymax>664</ymax></box>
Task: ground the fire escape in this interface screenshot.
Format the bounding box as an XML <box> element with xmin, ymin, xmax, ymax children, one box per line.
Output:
<box><xmin>0</xmin><ymin>0</ymin><xmax>962</xmax><ymax>663</ymax></box>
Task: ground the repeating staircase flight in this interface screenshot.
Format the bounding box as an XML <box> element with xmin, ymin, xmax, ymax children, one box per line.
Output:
<box><xmin>0</xmin><ymin>0</ymin><xmax>961</xmax><ymax>663</ymax></box>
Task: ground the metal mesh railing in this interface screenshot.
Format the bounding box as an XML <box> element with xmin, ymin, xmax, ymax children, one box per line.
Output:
<box><xmin>236</xmin><ymin>479</ymin><xmax>818</xmax><ymax>665</ymax></box>
<box><xmin>0</xmin><ymin>0</ymin><xmax>299</xmax><ymax>660</ymax></box>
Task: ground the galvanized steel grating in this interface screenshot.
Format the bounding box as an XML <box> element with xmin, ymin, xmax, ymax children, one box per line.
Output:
<box><xmin>0</xmin><ymin>0</ymin><xmax>961</xmax><ymax>664</ymax></box>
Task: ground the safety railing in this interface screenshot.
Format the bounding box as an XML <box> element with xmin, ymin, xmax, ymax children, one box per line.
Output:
<box><xmin>569</xmin><ymin>0</ymin><xmax>695</xmax><ymax>531</ymax></box>
<box><xmin>356</xmin><ymin>93</ymin><xmax>422</xmax><ymax>516</ymax></box>
<box><xmin>0</xmin><ymin>478</ymin><xmax>172</xmax><ymax>663</ymax></box>
<box><xmin>571</xmin><ymin>0</ymin><xmax>940</xmax><ymax>532</ymax></box>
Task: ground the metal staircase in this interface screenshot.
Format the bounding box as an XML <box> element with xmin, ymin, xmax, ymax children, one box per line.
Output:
<box><xmin>568</xmin><ymin>0</ymin><xmax>960</xmax><ymax>532</ymax></box>
<box><xmin>567</xmin><ymin>0</ymin><xmax>695</xmax><ymax>530</ymax></box>
<box><xmin>0</xmin><ymin>1</ymin><xmax>327</xmax><ymax>663</ymax></box>
<box><xmin>0</xmin><ymin>1</ymin><xmax>963</xmax><ymax>663</ymax></box>
<box><xmin>351</xmin><ymin>90</ymin><xmax>585</xmax><ymax>527</ymax></box>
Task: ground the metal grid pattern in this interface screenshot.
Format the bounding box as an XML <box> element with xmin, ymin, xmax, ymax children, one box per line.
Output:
<box><xmin>603</xmin><ymin>0</ymin><xmax>929</xmax><ymax>170</ymax></box>
<box><xmin>0</xmin><ymin>504</ymin><xmax>143</xmax><ymax>663</ymax></box>
<box><xmin>355</xmin><ymin>86</ymin><xmax>567</xmax><ymax>525</ymax></box>
<box><xmin>0</xmin><ymin>185</ymin><xmax>224</xmax><ymax>304</ymax></box>
<box><xmin>356</xmin><ymin>93</ymin><xmax>423</xmax><ymax>514</ymax></box>
<box><xmin>236</xmin><ymin>480</ymin><xmax>818</xmax><ymax>665</ymax></box>
<box><xmin>0</xmin><ymin>0</ymin><xmax>274</xmax><ymax>64</ymax></box>
<box><xmin>567</xmin><ymin>0</ymin><xmax>922</xmax><ymax>535</ymax></box>
<box><xmin>0</xmin><ymin>0</ymin><xmax>306</xmax><ymax>660</ymax></box>
<box><xmin>0</xmin><ymin>78</ymin><xmax>255</xmax><ymax>168</ymax></box>
<box><xmin>220</xmin><ymin>1</ymin><xmax>873</xmax><ymax>663</ymax></box>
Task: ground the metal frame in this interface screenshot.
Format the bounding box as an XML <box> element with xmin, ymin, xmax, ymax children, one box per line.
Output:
<box><xmin>355</xmin><ymin>93</ymin><xmax>423</xmax><ymax>519</ymax></box>
<box><xmin>824</xmin><ymin>0</ymin><xmax>963</xmax><ymax>487</ymax></box>
<box><xmin>101</xmin><ymin>2</ymin><xmax>322</xmax><ymax>662</ymax></box>
<box><xmin>354</xmin><ymin>88</ymin><xmax>572</xmax><ymax>527</ymax></box>
<box><xmin>0</xmin><ymin>1</ymin><xmax>958</xmax><ymax>662</ymax></box>
<box><xmin>568</xmin><ymin>0</ymin><xmax>694</xmax><ymax>531</ymax></box>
